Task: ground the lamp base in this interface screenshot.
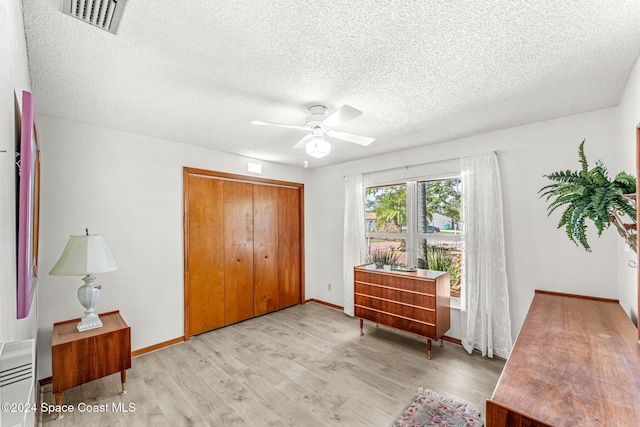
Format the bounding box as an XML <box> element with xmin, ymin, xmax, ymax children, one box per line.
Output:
<box><xmin>76</xmin><ymin>274</ymin><xmax>103</xmax><ymax>332</ymax></box>
<box><xmin>77</xmin><ymin>313</ymin><xmax>103</xmax><ymax>332</ymax></box>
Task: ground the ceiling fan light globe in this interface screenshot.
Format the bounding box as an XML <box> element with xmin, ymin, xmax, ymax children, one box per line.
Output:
<box><xmin>305</xmin><ymin>138</ymin><xmax>331</xmax><ymax>158</ymax></box>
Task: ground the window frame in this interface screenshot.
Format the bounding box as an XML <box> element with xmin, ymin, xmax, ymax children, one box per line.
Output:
<box><xmin>364</xmin><ymin>174</ymin><xmax>463</xmax><ymax>298</ymax></box>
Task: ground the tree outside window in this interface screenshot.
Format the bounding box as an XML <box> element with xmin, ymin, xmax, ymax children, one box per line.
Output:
<box><xmin>365</xmin><ymin>184</ymin><xmax>407</xmax><ymax>264</ymax></box>
<box><xmin>417</xmin><ymin>179</ymin><xmax>462</xmax><ymax>297</ymax></box>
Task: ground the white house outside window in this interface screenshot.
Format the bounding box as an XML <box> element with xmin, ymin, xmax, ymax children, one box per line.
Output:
<box><xmin>365</xmin><ymin>177</ymin><xmax>463</xmax><ymax>297</ymax></box>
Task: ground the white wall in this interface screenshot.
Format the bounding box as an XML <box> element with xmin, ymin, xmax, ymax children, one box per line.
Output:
<box><xmin>616</xmin><ymin>55</ymin><xmax>640</xmax><ymax>325</ymax></box>
<box><xmin>0</xmin><ymin>0</ymin><xmax>38</xmax><ymax>343</ymax></box>
<box><xmin>36</xmin><ymin>115</ymin><xmax>310</xmax><ymax>379</ymax></box>
<box><xmin>307</xmin><ymin>108</ymin><xmax>619</xmax><ymax>340</ymax></box>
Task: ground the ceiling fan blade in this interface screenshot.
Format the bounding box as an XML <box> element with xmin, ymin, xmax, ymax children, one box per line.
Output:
<box><xmin>322</xmin><ymin>105</ymin><xmax>362</xmax><ymax>128</ymax></box>
<box><xmin>326</xmin><ymin>130</ymin><xmax>375</xmax><ymax>146</ymax></box>
<box><xmin>251</xmin><ymin>120</ymin><xmax>308</xmax><ymax>131</ymax></box>
<box><xmin>292</xmin><ymin>134</ymin><xmax>313</xmax><ymax>149</ymax></box>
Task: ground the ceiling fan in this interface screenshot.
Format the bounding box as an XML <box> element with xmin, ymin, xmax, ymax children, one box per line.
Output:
<box><xmin>251</xmin><ymin>105</ymin><xmax>375</xmax><ymax>158</ymax></box>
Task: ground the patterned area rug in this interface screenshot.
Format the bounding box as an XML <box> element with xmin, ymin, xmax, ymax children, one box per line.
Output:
<box><xmin>389</xmin><ymin>388</ymin><xmax>484</xmax><ymax>427</ymax></box>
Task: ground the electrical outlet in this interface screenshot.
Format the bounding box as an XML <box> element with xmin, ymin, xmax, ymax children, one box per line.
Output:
<box><xmin>328</xmin><ymin>283</ymin><xmax>332</xmax><ymax>291</ymax></box>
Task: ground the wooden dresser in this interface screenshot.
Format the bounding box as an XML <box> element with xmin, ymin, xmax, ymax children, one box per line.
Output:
<box><xmin>354</xmin><ymin>264</ymin><xmax>450</xmax><ymax>359</ymax></box>
<box><xmin>487</xmin><ymin>291</ymin><xmax>640</xmax><ymax>426</ymax></box>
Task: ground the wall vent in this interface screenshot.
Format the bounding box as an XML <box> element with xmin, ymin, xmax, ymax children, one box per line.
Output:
<box><xmin>0</xmin><ymin>339</ymin><xmax>36</xmax><ymax>427</ymax></box>
<box><xmin>61</xmin><ymin>0</ymin><xmax>128</xmax><ymax>34</ymax></box>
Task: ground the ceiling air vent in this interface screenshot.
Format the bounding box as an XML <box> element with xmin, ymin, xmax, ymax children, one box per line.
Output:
<box><xmin>61</xmin><ymin>0</ymin><xmax>128</xmax><ymax>34</ymax></box>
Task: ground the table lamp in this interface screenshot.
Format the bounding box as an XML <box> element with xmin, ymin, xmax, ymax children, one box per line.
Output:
<box><xmin>49</xmin><ymin>229</ymin><xmax>118</xmax><ymax>332</ymax></box>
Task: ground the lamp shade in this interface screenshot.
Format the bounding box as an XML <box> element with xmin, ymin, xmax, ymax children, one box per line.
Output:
<box><xmin>50</xmin><ymin>234</ymin><xmax>118</xmax><ymax>276</ymax></box>
<box><xmin>305</xmin><ymin>137</ymin><xmax>331</xmax><ymax>158</ymax></box>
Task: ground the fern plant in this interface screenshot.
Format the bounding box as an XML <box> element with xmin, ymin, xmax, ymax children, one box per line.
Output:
<box><xmin>538</xmin><ymin>140</ymin><xmax>636</xmax><ymax>252</ymax></box>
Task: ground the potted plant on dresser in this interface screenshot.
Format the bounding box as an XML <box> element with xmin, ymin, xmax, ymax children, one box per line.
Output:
<box><xmin>366</xmin><ymin>247</ymin><xmax>401</xmax><ymax>269</ymax></box>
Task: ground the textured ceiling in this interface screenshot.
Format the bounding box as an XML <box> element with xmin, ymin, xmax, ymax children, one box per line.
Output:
<box><xmin>22</xmin><ymin>1</ymin><xmax>640</xmax><ymax>168</ymax></box>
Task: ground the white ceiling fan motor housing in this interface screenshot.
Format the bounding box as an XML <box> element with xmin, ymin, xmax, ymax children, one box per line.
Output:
<box><xmin>305</xmin><ymin>105</ymin><xmax>329</xmax><ymax>128</ymax></box>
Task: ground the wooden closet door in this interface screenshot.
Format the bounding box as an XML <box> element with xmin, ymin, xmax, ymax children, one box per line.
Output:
<box><xmin>278</xmin><ymin>187</ymin><xmax>301</xmax><ymax>309</ymax></box>
<box><xmin>186</xmin><ymin>175</ymin><xmax>225</xmax><ymax>335</ymax></box>
<box><xmin>253</xmin><ymin>185</ymin><xmax>280</xmax><ymax>315</ymax></box>
<box><xmin>223</xmin><ymin>181</ymin><xmax>254</xmax><ymax>325</ymax></box>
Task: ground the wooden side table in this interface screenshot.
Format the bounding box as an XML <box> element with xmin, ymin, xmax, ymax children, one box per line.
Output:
<box><xmin>52</xmin><ymin>310</ymin><xmax>131</xmax><ymax>417</ymax></box>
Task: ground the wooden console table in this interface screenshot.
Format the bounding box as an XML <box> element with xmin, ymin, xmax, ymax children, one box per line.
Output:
<box><xmin>354</xmin><ymin>264</ymin><xmax>450</xmax><ymax>359</ymax></box>
<box><xmin>486</xmin><ymin>291</ymin><xmax>640</xmax><ymax>426</ymax></box>
<box><xmin>52</xmin><ymin>311</ymin><xmax>131</xmax><ymax>416</ymax></box>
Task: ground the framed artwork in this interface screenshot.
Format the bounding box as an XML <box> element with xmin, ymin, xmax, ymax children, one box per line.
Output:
<box><xmin>16</xmin><ymin>90</ymin><xmax>40</xmax><ymax>319</ymax></box>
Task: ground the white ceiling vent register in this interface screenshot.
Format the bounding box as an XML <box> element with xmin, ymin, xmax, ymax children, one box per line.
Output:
<box><xmin>61</xmin><ymin>0</ymin><xmax>128</xmax><ymax>34</ymax></box>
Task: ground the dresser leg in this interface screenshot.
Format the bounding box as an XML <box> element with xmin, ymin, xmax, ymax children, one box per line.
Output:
<box><xmin>427</xmin><ymin>340</ymin><xmax>432</xmax><ymax>359</ymax></box>
<box><xmin>55</xmin><ymin>392</ymin><xmax>63</xmax><ymax>419</ymax></box>
<box><xmin>121</xmin><ymin>370</ymin><xmax>127</xmax><ymax>394</ymax></box>
<box><xmin>359</xmin><ymin>319</ymin><xmax>364</xmax><ymax>336</ymax></box>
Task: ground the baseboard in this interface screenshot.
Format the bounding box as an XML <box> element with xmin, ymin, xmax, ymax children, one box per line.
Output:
<box><xmin>304</xmin><ymin>299</ymin><xmax>344</xmax><ymax>311</ymax></box>
<box><xmin>36</xmin><ymin>377</ymin><xmax>48</xmax><ymax>426</ymax></box>
<box><xmin>442</xmin><ymin>335</ymin><xmax>462</xmax><ymax>346</ymax></box>
<box><xmin>131</xmin><ymin>336</ymin><xmax>185</xmax><ymax>357</ymax></box>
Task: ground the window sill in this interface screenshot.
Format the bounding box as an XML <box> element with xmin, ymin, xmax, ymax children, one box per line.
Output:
<box><xmin>450</xmin><ymin>297</ymin><xmax>461</xmax><ymax>310</ymax></box>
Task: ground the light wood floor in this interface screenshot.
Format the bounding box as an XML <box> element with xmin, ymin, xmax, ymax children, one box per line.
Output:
<box><xmin>40</xmin><ymin>302</ymin><xmax>505</xmax><ymax>426</ymax></box>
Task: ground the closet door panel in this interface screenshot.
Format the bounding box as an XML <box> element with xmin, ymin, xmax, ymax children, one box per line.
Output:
<box><xmin>186</xmin><ymin>176</ymin><xmax>225</xmax><ymax>335</ymax></box>
<box><xmin>253</xmin><ymin>185</ymin><xmax>280</xmax><ymax>315</ymax></box>
<box><xmin>223</xmin><ymin>181</ymin><xmax>254</xmax><ymax>325</ymax></box>
<box><xmin>278</xmin><ymin>187</ymin><xmax>301</xmax><ymax>309</ymax></box>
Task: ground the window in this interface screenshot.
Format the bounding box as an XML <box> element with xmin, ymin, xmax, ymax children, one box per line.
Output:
<box><xmin>365</xmin><ymin>183</ymin><xmax>407</xmax><ymax>264</ymax></box>
<box><xmin>365</xmin><ymin>178</ymin><xmax>463</xmax><ymax>297</ymax></box>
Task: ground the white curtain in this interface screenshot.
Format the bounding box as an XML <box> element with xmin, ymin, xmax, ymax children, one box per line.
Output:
<box><xmin>460</xmin><ymin>152</ymin><xmax>513</xmax><ymax>358</ymax></box>
<box><xmin>343</xmin><ymin>174</ymin><xmax>365</xmax><ymax>316</ymax></box>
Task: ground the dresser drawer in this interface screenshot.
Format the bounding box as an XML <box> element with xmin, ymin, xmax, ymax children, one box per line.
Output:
<box><xmin>355</xmin><ymin>294</ymin><xmax>435</xmax><ymax>324</ymax></box>
<box><xmin>355</xmin><ymin>271</ymin><xmax>435</xmax><ymax>294</ymax></box>
<box><xmin>355</xmin><ymin>306</ymin><xmax>436</xmax><ymax>338</ymax></box>
<box><xmin>355</xmin><ymin>282</ymin><xmax>435</xmax><ymax>309</ymax></box>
